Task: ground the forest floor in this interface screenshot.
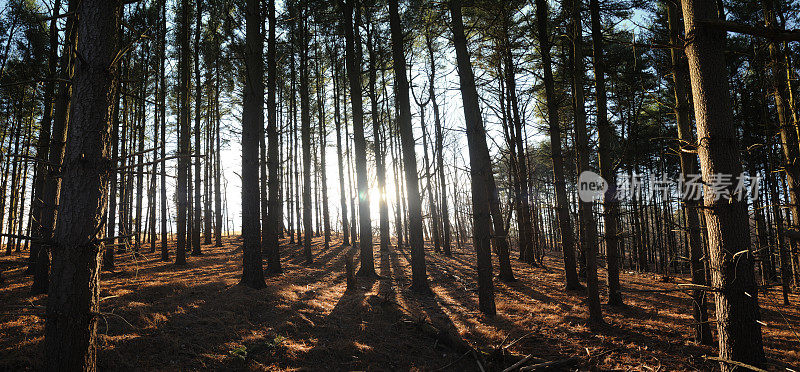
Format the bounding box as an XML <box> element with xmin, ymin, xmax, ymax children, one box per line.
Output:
<box><xmin>1</xmin><ymin>235</ymin><xmax>798</xmax><ymax>371</ymax></box>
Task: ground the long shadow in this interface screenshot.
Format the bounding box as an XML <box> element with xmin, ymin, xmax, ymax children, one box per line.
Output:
<box><xmin>385</xmin><ymin>248</ymin><xmax>478</xmax><ymax>369</ymax></box>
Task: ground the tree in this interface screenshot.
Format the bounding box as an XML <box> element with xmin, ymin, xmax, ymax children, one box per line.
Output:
<box><xmin>300</xmin><ymin>2</ymin><xmax>313</xmax><ymax>265</ymax></box>
<box><xmin>424</xmin><ymin>30</ymin><xmax>452</xmax><ymax>257</ymax></box>
<box><xmin>665</xmin><ymin>0</ymin><xmax>711</xmax><ymax>343</ymax></box>
<box><xmin>332</xmin><ymin>43</ymin><xmax>350</xmax><ymax>247</ymax></box>
<box><xmin>681</xmin><ymin>0</ymin><xmax>765</xmax><ymax>368</ymax></box>
<box><xmin>340</xmin><ymin>0</ymin><xmax>375</xmax><ymax>277</ymax></box>
<box><xmin>389</xmin><ymin>0</ymin><xmax>431</xmax><ymax>292</ymax></box>
<box><xmin>27</xmin><ymin>0</ymin><xmax>61</xmax><ymax>277</ymax></box>
<box><xmin>192</xmin><ymin>0</ymin><xmax>203</xmax><ymax>256</ymax></box>
<box><xmin>449</xmin><ymin>0</ymin><xmax>496</xmax><ymax>315</ymax></box>
<box><xmin>570</xmin><ymin>0</ymin><xmax>602</xmax><ymax>323</ymax></box>
<box><xmin>175</xmin><ymin>0</ymin><xmax>190</xmax><ymax>266</ymax></box>
<box><xmin>589</xmin><ymin>0</ymin><xmax>622</xmax><ymax>308</ymax></box>
<box><xmin>366</xmin><ymin>10</ymin><xmax>389</xmax><ymax>256</ymax></box>
<box><xmin>535</xmin><ymin>0</ymin><xmax>580</xmax><ymax>290</ymax></box>
<box><xmin>31</xmin><ymin>0</ymin><xmax>79</xmax><ymax>295</ymax></box>
<box><xmin>265</xmin><ymin>0</ymin><xmax>282</xmax><ymax>274</ymax></box>
<box><xmin>159</xmin><ymin>0</ymin><xmax>169</xmax><ymax>260</ymax></box>
<box><xmin>240</xmin><ymin>0</ymin><xmax>266</xmax><ymax>289</ymax></box>
<box><xmin>44</xmin><ymin>0</ymin><xmax>121</xmax><ymax>369</ymax></box>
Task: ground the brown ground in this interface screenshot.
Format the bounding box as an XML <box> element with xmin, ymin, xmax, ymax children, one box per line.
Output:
<box><xmin>1</xmin><ymin>235</ymin><xmax>798</xmax><ymax>371</ymax></box>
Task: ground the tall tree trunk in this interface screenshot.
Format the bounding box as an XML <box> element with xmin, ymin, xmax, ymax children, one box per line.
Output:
<box><xmin>763</xmin><ymin>0</ymin><xmax>796</xmax><ymax>304</ymax></box>
<box><xmin>28</xmin><ymin>0</ymin><xmax>61</xmax><ymax>273</ymax></box>
<box><xmin>316</xmin><ymin>35</ymin><xmax>331</xmax><ymax>250</ymax></box>
<box><xmin>424</xmin><ymin>33</ymin><xmax>451</xmax><ymax>257</ymax></box>
<box><xmin>265</xmin><ymin>0</ymin><xmax>282</xmax><ymax>273</ymax></box>
<box><xmin>666</xmin><ymin>0</ymin><xmax>711</xmax><ymax>343</ymax></box>
<box><xmin>175</xmin><ymin>0</ymin><xmax>190</xmax><ymax>266</ymax></box>
<box><xmin>134</xmin><ymin>64</ymin><xmax>145</xmax><ymax>253</ymax></box>
<box><xmin>570</xmin><ymin>0</ymin><xmax>602</xmax><ymax>323</ymax></box>
<box><xmin>332</xmin><ymin>44</ymin><xmax>350</xmax><ymax>247</ymax></box>
<box><xmin>44</xmin><ymin>1</ymin><xmax>120</xmax><ymax>369</ymax></box>
<box><xmin>449</xmin><ymin>0</ymin><xmax>497</xmax><ymax>314</ymax></box>
<box><xmin>537</xmin><ymin>0</ymin><xmax>580</xmax><ymax>290</ymax></box>
<box><xmin>160</xmin><ymin>0</ymin><xmax>170</xmax><ymax>258</ymax></box>
<box><xmin>681</xmin><ymin>0</ymin><xmax>765</xmax><ymax>368</ymax></box>
<box><xmin>389</xmin><ymin>0</ymin><xmax>430</xmax><ymax>292</ymax></box>
<box><xmin>105</xmin><ymin>82</ymin><xmax>120</xmax><ymax>270</ymax></box>
<box><xmin>341</xmin><ymin>0</ymin><xmax>375</xmax><ymax>277</ymax></box>
<box><xmin>214</xmin><ymin>63</ymin><xmax>222</xmax><ymax>247</ymax></box>
<box><xmin>300</xmin><ymin>5</ymin><xmax>313</xmax><ymax>264</ymax></box>
<box><xmin>497</xmin><ymin>16</ymin><xmax>533</xmax><ymax>269</ymax></box>
<box><xmin>366</xmin><ymin>18</ymin><xmax>389</xmax><ymax>256</ymax></box>
<box><xmin>31</xmin><ymin>0</ymin><xmax>78</xmax><ymax>295</ymax></box>
<box><xmin>240</xmin><ymin>0</ymin><xmax>266</xmax><ymax>288</ymax></box>
<box><xmin>192</xmin><ymin>0</ymin><xmax>203</xmax><ymax>256</ymax></box>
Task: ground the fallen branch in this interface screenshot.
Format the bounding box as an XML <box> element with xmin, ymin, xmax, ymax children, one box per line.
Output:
<box><xmin>704</xmin><ymin>356</ymin><xmax>768</xmax><ymax>372</ymax></box>
<box><xmin>519</xmin><ymin>357</ymin><xmax>582</xmax><ymax>371</ymax></box>
<box><xmin>502</xmin><ymin>354</ymin><xmax>541</xmax><ymax>372</ymax></box>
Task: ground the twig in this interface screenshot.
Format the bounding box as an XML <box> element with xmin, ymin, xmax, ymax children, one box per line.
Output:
<box><xmin>519</xmin><ymin>357</ymin><xmax>582</xmax><ymax>371</ymax></box>
<box><xmin>472</xmin><ymin>349</ymin><xmax>486</xmax><ymax>372</ymax></box>
<box><xmin>502</xmin><ymin>354</ymin><xmax>539</xmax><ymax>372</ymax></box>
<box><xmin>432</xmin><ymin>350</ymin><xmax>471</xmax><ymax>372</ymax></box>
<box><xmin>704</xmin><ymin>356</ymin><xmax>768</xmax><ymax>372</ymax></box>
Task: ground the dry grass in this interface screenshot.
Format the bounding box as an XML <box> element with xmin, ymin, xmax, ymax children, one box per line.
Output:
<box><xmin>1</xmin><ymin>235</ymin><xmax>798</xmax><ymax>371</ymax></box>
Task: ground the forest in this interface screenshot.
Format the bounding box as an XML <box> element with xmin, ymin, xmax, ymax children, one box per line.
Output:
<box><xmin>0</xmin><ymin>0</ymin><xmax>799</xmax><ymax>370</ymax></box>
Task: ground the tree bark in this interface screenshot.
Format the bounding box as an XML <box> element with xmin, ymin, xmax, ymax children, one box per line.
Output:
<box><xmin>366</xmin><ymin>17</ymin><xmax>390</xmax><ymax>256</ymax></box>
<box><xmin>571</xmin><ymin>0</ymin><xmax>602</xmax><ymax>323</ymax></box>
<box><xmin>175</xmin><ymin>0</ymin><xmax>190</xmax><ymax>266</ymax></box>
<box><xmin>537</xmin><ymin>0</ymin><xmax>580</xmax><ymax>290</ymax></box>
<box><xmin>44</xmin><ymin>1</ymin><xmax>120</xmax><ymax>369</ymax></box>
<box><xmin>265</xmin><ymin>0</ymin><xmax>282</xmax><ymax>274</ymax></box>
<box><xmin>341</xmin><ymin>0</ymin><xmax>375</xmax><ymax>277</ymax></box>
<box><xmin>681</xmin><ymin>0</ymin><xmax>765</xmax><ymax>368</ymax></box>
<box><xmin>300</xmin><ymin>4</ymin><xmax>313</xmax><ymax>264</ymax></box>
<box><xmin>388</xmin><ymin>0</ymin><xmax>430</xmax><ymax>292</ymax></box>
<box><xmin>332</xmin><ymin>44</ymin><xmax>350</xmax><ymax>247</ymax></box>
<box><xmin>316</xmin><ymin>36</ymin><xmax>331</xmax><ymax>251</ymax></box>
<box><xmin>666</xmin><ymin>0</ymin><xmax>712</xmax><ymax>343</ymax></box>
<box><xmin>240</xmin><ymin>0</ymin><xmax>266</xmax><ymax>288</ymax></box>
<box><xmin>424</xmin><ymin>33</ymin><xmax>451</xmax><ymax>257</ymax></box>
<box><xmin>192</xmin><ymin>0</ymin><xmax>203</xmax><ymax>256</ymax></box>
<box><xmin>28</xmin><ymin>0</ymin><xmax>61</xmax><ymax>274</ymax></box>
<box><xmin>449</xmin><ymin>0</ymin><xmax>496</xmax><ymax>314</ymax></box>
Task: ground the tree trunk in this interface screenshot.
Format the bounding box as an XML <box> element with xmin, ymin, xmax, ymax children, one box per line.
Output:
<box><xmin>316</xmin><ymin>37</ymin><xmax>331</xmax><ymax>251</ymax></box>
<box><xmin>240</xmin><ymin>0</ymin><xmax>266</xmax><ymax>288</ymax></box>
<box><xmin>175</xmin><ymin>0</ymin><xmax>190</xmax><ymax>266</ymax></box>
<box><xmin>28</xmin><ymin>0</ymin><xmax>61</xmax><ymax>274</ymax></box>
<box><xmin>300</xmin><ymin>5</ymin><xmax>313</xmax><ymax>264</ymax></box>
<box><xmin>265</xmin><ymin>0</ymin><xmax>282</xmax><ymax>274</ymax></box>
<box><xmin>666</xmin><ymin>0</ymin><xmax>712</xmax><ymax>343</ymax></box>
<box><xmin>681</xmin><ymin>0</ymin><xmax>765</xmax><ymax>368</ymax></box>
<box><xmin>160</xmin><ymin>0</ymin><xmax>170</xmax><ymax>258</ymax></box>
<box><xmin>332</xmin><ymin>44</ymin><xmax>350</xmax><ymax>247</ymax></box>
<box><xmin>388</xmin><ymin>0</ymin><xmax>430</xmax><ymax>292</ymax></box>
<box><xmin>449</xmin><ymin>0</ymin><xmax>496</xmax><ymax>315</ymax></box>
<box><xmin>537</xmin><ymin>0</ymin><xmax>580</xmax><ymax>290</ymax></box>
<box><xmin>571</xmin><ymin>0</ymin><xmax>602</xmax><ymax>323</ymax></box>
<box><xmin>424</xmin><ymin>33</ymin><xmax>451</xmax><ymax>257</ymax></box>
<box><xmin>31</xmin><ymin>0</ymin><xmax>78</xmax><ymax>295</ymax></box>
<box><xmin>44</xmin><ymin>1</ymin><xmax>120</xmax><ymax>369</ymax></box>
<box><xmin>366</xmin><ymin>17</ymin><xmax>389</xmax><ymax>256</ymax></box>
<box><xmin>192</xmin><ymin>0</ymin><xmax>203</xmax><ymax>256</ymax></box>
<box><xmin>341</xmin><ymin>0</ymin><xmax>375</xmax><ymax>277</ymax></box>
